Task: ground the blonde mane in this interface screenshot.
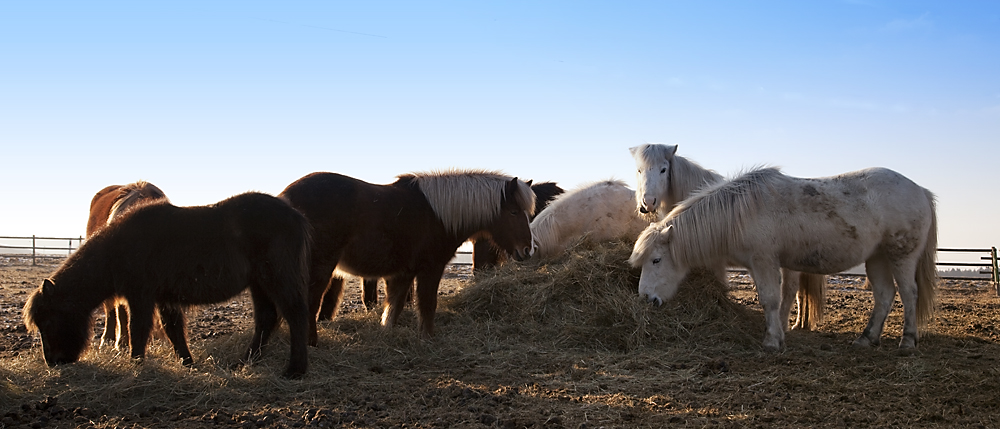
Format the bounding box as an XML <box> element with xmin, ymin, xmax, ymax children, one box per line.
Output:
<box><xmin>665</xmin><ymin>167</ymin><xmax>783</xmax><ymax>266</ymax></box>
<box><xmin>108</xmin><ymin>181</ymin><xmax>169</xmax><ymax>223</ymax></box>
<box><xmin>406</xmin><ymin>169</ymin><xmax>535</xmax><ymax>237</ymax></box>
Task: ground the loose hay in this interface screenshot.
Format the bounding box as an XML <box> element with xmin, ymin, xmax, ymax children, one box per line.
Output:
<box><xmin>449</xmin><ymin>238</ymin><xmax>764</xmax><ymax>352</ymax></box>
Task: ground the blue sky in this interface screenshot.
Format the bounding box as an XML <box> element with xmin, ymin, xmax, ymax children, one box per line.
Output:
<box><xmin>2</xmin><ymin>1</ymin><xmax>999</xmax><ymax>259</ymax></box>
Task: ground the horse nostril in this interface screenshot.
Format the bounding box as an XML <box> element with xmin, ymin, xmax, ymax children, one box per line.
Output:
<box><xmin>639</xmin><ymin>206</ymin><xmax>649</xmax><ymax>214</ymax></box>
<box><xmin>653</xmin><ymin>297</ymin><xmax>663</xmax><ymax>306</ymax></box>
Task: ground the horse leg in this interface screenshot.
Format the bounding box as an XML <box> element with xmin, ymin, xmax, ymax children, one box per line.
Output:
<box><xmin>125</xmin><ymin>298</ymin><xmax>156</xmax><ymax>363</ymax></box>
<box><xmin>892</xmin><ymin>259</ymin><xmax>921</xmax><ymax>349</ymax></box>
<box><xmin>381</xmin><ymin>276</ymin><xmax>415</xmax><ymax>329</ymax></box>
<box><xmin>266</xmin><ymin>279</ymin><xmax>310</xmax><ymax>379</ymax></box>
<box><xmin>749</xmin><ymin>264</ymin><xmax>784</xmax><ymax>352</ymax></box>
<box><xmin>306</xmin><ymin>262</ymin><xmax>337</xmax><ymax>347</ymax></box>
<box><xmin>157</xmin><ymin>304</ymin><xmax>193</xmax><ymax>366</ymax></box>
<box><xmin>854</xmin><ymin>256</ymin><xmax>895</xmax><ymax>348</ymax></box>
<box><xmin>779</xmin><ymin>269</ymin><xmax>800</xmax><ymax>331</ymax></box>
<box><xmin>116</xmin><ymin>302</ymin><xmax>130</xmax><ymax>350</ymax></box>
<box><xmin>99</xmin><ymin>298</ymin><xmax>117</xmax><ymax>348</ymax></box>
<box><xmin>414</xmin><ymin>266</ymin><xmax>447</xmax><ymax>339</ymax></box>
<box><xmin>362</xmin><ymin>278</ymin><xmax>379</xmax><ymax>311</ymax></box>
<box><xmin>317</xmin><ymin>276</ymin><xmax>345</xmax><ymax>321</ymax></box>
<box><xmin>244</xmin><ymin>287</ymin><xmax>280</xmax><ymax>367</ymax></box>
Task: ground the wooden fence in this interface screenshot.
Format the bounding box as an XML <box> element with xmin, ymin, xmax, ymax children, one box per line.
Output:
<box><xmin>1</xmin><ymin>235</ymin><xmax>997</xmax><ymax>294</ymax></box>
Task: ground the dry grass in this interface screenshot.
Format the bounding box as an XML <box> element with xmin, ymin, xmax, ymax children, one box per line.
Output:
<box><xmin>2</xmin><ymin>243</ymin><xmax>1000</xmax><ymax>427</ymax></box>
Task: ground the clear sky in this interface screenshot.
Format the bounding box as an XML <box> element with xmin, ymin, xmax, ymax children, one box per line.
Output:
<box><xmin>2</xmin><ymin>1</ymin><xmax>999</xmax><ymax>259</ymax></box>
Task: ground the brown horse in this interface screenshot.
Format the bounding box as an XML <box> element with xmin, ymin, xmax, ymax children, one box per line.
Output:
<box><xmin>86</xmin><ymin>181</ymin><xmax>168</xmax><ymax>349</ymax></box>
<box><xmin>279</xmin><ymin>169</ymin><xmax>535</xmax><ymax>344</ymax></box>
<box><xmin>341</xmin><ymin>181</ymin><xmax>564</xmax><ymax>315</ymax></box>
<box><xmin>25</xmin><ymin>192</ymin><xmax>312</xmax><ymax>378</ymax></box>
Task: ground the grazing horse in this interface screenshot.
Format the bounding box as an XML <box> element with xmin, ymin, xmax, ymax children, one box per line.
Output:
<box><xmin>279</xmin><ymin>169</ymin><xmax>535</xmax><ymax>344</ymax></box>
<box><xmin>529</xmin><ymin>180</ymin><xmax>649</xmax><ymax>259</ymax></box>
<box><xmin>629</xmin><ymin>167</ymin><xmax>938</xmax><ymax>351</ymax></box>
<box><xmin>630</xmin><ymin>143</ymin><xmax>825</xmax><ymax>330</ymax></box>
<box><xmin>25</xmin><ymin>192</ymin><xmax>312</xmax><ymax>378</ymax></box>
<box><xmin>86</xmin><ymin>181</ymin><xmax>169</xmax><ymax>349</ymax></box>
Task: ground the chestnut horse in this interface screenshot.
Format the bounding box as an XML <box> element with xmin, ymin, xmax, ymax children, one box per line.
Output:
<box><xmin>86</xmin><ymin>181</ymin><xmax>168</xmax><ymax>349</ymax></box>
<box><xmin>337</xmin><ymin>182</ymin><xmax>562</xmax><ymax>315</ymax></box>
<box><xmin>25</xmin><ymin>192</ymin><xmax>312</xmax><ymax>378</ymax></box>
<box><xmin>279</xmin><ymin>169</ymin><xmax>535</xmax><ymax>344</ymax></box>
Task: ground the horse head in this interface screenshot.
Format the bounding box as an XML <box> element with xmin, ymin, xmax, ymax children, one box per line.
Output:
<box><xmin>23</xmin><ymin>279</ymin><xmax>92</xmax><ymax>366</ymax></box>
<box><xmin>629</xmin><ymin>223</ymin><xmax>687</xmax><ymax>305</ymax></box>
<box><xmin>630</xmin><ymin>144</ymin><xmax>678</xmax><ymax>216</ymax></box>
<box><xmin>485</xmin><ymin>178</ymin><xmax>535</xmax><ymax>261</ymax></box>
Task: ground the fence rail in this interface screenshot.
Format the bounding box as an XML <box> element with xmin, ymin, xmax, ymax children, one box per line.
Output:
<box><xmin>0</xmin><ymin>235</ymin><xmax>84</xmax><ymax>265</ymax></box>
<box><xmin>1</xmin><ymin>235</ymin><xmax>997</xmax><ymax>293</ymax></box>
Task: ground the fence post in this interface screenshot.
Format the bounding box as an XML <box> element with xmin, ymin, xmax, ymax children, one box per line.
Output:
<box><xmin>993</xmin><ymin>247</ymin><xmax>999</xmax><ymax>297</ymax></box>
<box><xmin>32</xmin><ymin>235</ymin><xmax>37</xmax><ymax>266</ymax></box>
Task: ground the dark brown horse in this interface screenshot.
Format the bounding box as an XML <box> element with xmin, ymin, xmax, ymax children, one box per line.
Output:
<box><xmin>86</xmin><ymin>181</ymin><xmax>168</xmax><ymax>349</ymax></box>
<box><xmin>343</xmin><ymin>181</ymin><xmax>564</xmax><ymax>315</ymax></box>
<box><xmin>279</xmin><ymin>169</ymin><xmax>535</xmax><ymax>344</ymax></box>
<box><xmin>25</xmin><ymin>192</ymin><xmax>312</xmax><ymax>378</ymax></box>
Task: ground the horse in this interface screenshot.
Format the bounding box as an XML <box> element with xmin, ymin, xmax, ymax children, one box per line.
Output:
<box><xmin>24</xmin><ymin>192</ymin><xmax>312</xmax><ymax>378</ymax></box>
<box><xmin>86</xmin><ymin>181</ymin><xmax>169</xmax><ymax>349</ymax></box>
<box><xmin>279</xmin><ymin>169</ymin><xmax>535</xmax><ymax>344</ymax></box>
<box><xmin>629</xmin><ymin>167</ymin><xmax>938</xmax><ymax>351</ymax></box>
<box><xmin>630</xmin><ymin>143</ymin><xmax>826</xmax><ymax>331</ymax></box>
<box><xmin>529</xmin><ymin>180</ymin><xmax>649</xmax><ymax>259</ymax></box>
<box><xmin>317</xmin><ymin>181</ymin><xmax>557</xmax><ymax>319</ymax></box>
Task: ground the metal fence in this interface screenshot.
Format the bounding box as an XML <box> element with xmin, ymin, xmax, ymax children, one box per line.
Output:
<box><xmin>1</xmin><ymin>235</ymin><xmax>997</xmax><ymax>293</ymax></box>
<box><xmin>0</xmin><ymin>235</ymin><xmax>84</xmax><ymax>265</ymax></box>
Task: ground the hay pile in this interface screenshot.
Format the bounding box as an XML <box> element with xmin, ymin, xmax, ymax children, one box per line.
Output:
<box><xmin>448</xmin><ymin>239</ymin><xmax>764</xmax><ymax>352</ymax></box>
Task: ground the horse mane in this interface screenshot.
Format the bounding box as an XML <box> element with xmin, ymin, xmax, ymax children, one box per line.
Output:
<box><xmin>108</xmin><ymin>181</ymin><xmax>169</xmax><ymax>222</ymax></box>
<box><xmin>402</xmin><ymin>169</ymin><xmax>536</xmax><ymax>237</ymax></box>
<box><xmin>628</xmin><ymin>222</ymin><xmax>664</xmax><ymax>267</ymax></box>
<box><xmin>665</xmin><ymin>167</ymin><xmax>783</xmax><ymax>267</ymax></box>
<box><xmin>668</xmin><ymin>155</ymin><xmax>723</xmax><ymax>206</ymax></box>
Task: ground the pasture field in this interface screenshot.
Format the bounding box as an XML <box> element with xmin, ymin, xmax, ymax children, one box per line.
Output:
<box><xmin>2</xmin><ymin>243</ymin><xmax>1000</xmax><ymax>428</ymax></box>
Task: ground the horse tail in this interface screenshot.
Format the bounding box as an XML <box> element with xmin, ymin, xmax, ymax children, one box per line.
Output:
<box><xmin>916</xmin><ymin>190</ymin><xmax>939</xmax><ymax>329</ymax></box>
<box><xmin>796</xmin><ymin>273</ymin><xmax>826</xmax><ymax>331</ymax></box>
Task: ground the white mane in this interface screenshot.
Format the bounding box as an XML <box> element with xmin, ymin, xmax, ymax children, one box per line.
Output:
<box><xmin>664</xmin><ymin>167</ymin><xmax>782</xmax><ymax>266</ymax></box>
<box><xmin>406</xmin><ymin>169</ymin><xmax>535</xmax><ymax>237</ymax></box>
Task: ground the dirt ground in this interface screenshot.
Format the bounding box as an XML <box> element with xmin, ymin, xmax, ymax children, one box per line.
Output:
<box><xmin>2</xmin><ymin>256</ymin><xmax>1000</xmax><ymax>428</ymax></box>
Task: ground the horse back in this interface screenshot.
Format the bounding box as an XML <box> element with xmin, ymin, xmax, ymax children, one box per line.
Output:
<box><xmin>86</xmin><ymin>185</ymin><xmax>124</xmax><ymax>237</ymax></box>
<box><xmin>279</xmin><ymin>173</ymin><xmax>446</xmax><ymax>277</ymax></box>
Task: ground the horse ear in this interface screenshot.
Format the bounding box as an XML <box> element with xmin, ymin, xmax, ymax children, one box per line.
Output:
<box><xmin>524</xmin><ymin>179</ymin><xmax>533</xmax><ymax>187</ymax></box>
<box><xmin>665</xmin><ymin>144</ymin><xmax>678</xmax><ymax>159</ymax></box>
<box><xmin>660</xmin><ymin>224</ymin><xmax>674</xmax><ymax>243</ymax></box>
<box><xmin>629</xmin><ymin>146</ymin><xmax>640</xmax><ymax>156</ymax></box>
<box><xmin>42</xmin><ymin>278</ymin><xmax>55</xmax><ymax>293</ymax></box>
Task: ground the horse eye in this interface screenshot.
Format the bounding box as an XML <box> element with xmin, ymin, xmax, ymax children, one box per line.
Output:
<box><xmin>652</xmin><ymin>258</ymin><xmax>661</xmax><ymax>264</ymax></box>
<box><xmin>660</xmin><ymin>168</ymin><xmax>667</xmax><ymax>174</ymax></box>
<box><xmin>510</xmin><ymin>210</ymin><xmax>518</xmax><ymax>216</ymax></box>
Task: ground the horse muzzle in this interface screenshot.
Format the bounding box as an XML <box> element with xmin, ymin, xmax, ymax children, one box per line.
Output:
<box><xmin>511</xmin><ymin>246</ymin><xmax>532</xmax><ymax>262</ymax></box>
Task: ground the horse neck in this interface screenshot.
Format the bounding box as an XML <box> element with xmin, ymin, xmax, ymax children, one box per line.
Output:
<box><xmin>667</xmin><ymin>157</ymin><xmax>723</xmax><ymax>209</ymax></box>
<box><xmin>52</xmin><ymin>241</ymin><xmax>117</xmax><ymax>310</ymax></box>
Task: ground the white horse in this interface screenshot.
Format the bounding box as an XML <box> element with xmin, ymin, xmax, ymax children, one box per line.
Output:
<box><xmin>530</xmin><ymin>180</ymin><xmax>649</xmax><ymax>259</ymax></box>
<box><xmin>629</xmin><ymin>167</ymin><xmax>938</xmax><ymax>351</ymax></box>
<box><xmin>630</xmin><ymin>143</ymin><xmax>825</xmax><ymax>330</ymax></box>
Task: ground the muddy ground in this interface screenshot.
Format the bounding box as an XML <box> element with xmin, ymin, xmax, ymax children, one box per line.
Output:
<box><xmin>2</xmin><ymin>257</ymin><xmax>1000</xmax><ymax>428</ymax></box>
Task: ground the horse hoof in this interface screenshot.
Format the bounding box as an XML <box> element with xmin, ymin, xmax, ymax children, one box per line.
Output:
<box><xmin>180</xmin><ymin>357</ymin><xmax>195</xmax><ymax>367</ymax></box>
<box><xmin>851</xmin><ymin>337</ymin><xmax>874</xmax><ymax>348</ymax></box>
